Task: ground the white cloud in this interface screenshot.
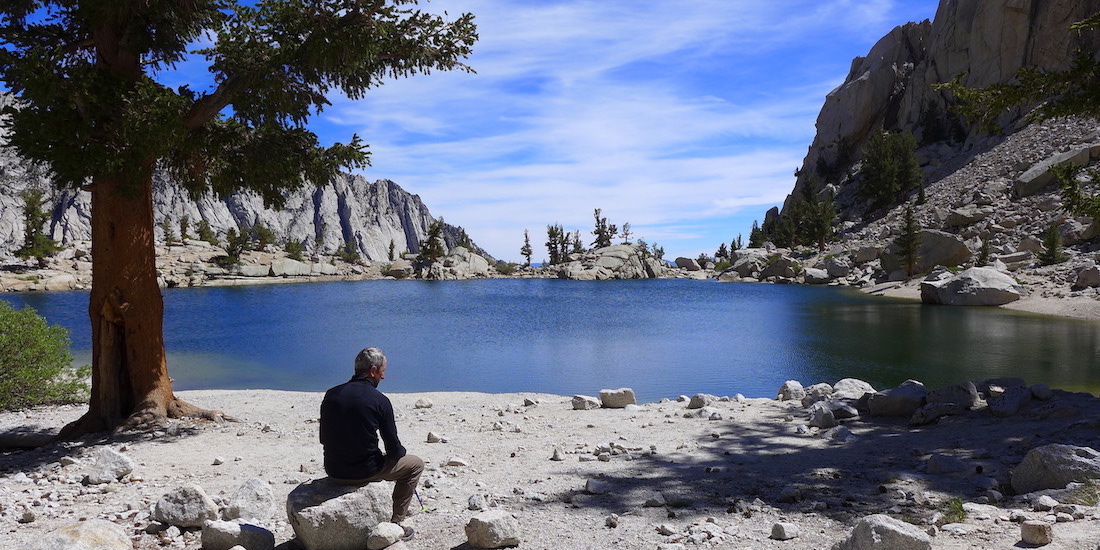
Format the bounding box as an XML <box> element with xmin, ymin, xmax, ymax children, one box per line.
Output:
<box><xmin>307</xmin><ymin>0</ymin><xmax>939</xmax><ymax>261</ymax></box>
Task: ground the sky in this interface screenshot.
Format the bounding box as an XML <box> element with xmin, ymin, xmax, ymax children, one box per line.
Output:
<box><xmin>296</xmin><ymin>0</ymin><xmax>943</xmax><ymax>263</ymax></box>
<box><xmin>168</xmin><ymin>1</ymin><xmax>939</xmax><ymax>263</ymax></box>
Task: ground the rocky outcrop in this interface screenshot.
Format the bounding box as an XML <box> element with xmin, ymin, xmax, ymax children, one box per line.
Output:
<box><xmin>556</xmin><ymin>244</ymin><xmax>666</xmax><ymax>280</ymax></box>
<box><xmin>920</xmin><ymin>266</ymin><xmax>1023</xmax><ymax>306</ymax></box>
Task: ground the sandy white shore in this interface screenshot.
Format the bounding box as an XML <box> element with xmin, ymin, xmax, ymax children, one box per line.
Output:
<box><xmin>2</xmin><ymin>386</ymin><xmax>1100</xmax><ymax>549</ymax></box>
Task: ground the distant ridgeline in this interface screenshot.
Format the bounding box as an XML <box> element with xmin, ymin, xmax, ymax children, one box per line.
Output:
<box><xmin>763</xmin><ymin>0</ymin><xmax>1100</xmax><ymax>232</ymax></box>
<box><xmin>0</xmin><ymin>91</ymin><xmax>488</xmax><ymax>262</ymax></box>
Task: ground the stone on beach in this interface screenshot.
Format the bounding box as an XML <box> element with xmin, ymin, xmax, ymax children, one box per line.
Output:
<box><xmin>776</xmin><ymin>380</ymin><xmax>806</xmax><ymax>401</ymax></box>
<box><xmin>84</xmin><ymin>447</ymin><xmax>134</xmax><ymax>485</ymax></box>
<box><xmin>367</xmin><ymin>522</ymin><xmax>407</xmax><ymax>550</ymax></box>
<box><xmin>153</xmin><ymin>484</ymin><xmax>219</xmax><ymax>528</ymax></box>
<box><xmin>465</xmin><ymin>510</ymin><xmax>521</xmax><ymax>549</ymax></box>
<box><xmin>1020</xmin><ymin>520</ymin><xmax>1054</xmax><ymax>546</ymax></box>
<box><xmin>286</xmin><ymin>479</ymin><xmax>393</xmax><ymax>550</ymax></box>
<box><xmin>226</xmin><ymin>477</ymin><xmax>277</xmax><ymax>522</ymax></box>
<box><xmin>599</xmin><ymin>388</ymin><xmax>636</xmax><ymax>408</ymax></box>
<box><xmin>867</xmin><ymin>380</ymin><xmax>926</xmax><ymax>418</ymax></box>
<box><xmin>830</xmin><ymin>514</ymin><xmax>932</xmax><ymax>550</ymax></box>
<box><xmin>571</xmin><ymin>395</ymin><xmax>601</xmax><ymax>410</ymax></box>
<box><xmin>26</xmin><ymin>520</ymin><xmax>131</xmax><ymax>550</ymax></box>
<box><xmin>1011</xmin><ymin>444</ymin><xmax>1100</xmax><ymax>494</ymax></box>
<box><xmin>201</xmin><ymin>519</ymin><xmax>275</xmax><ymax>550</ymax></box>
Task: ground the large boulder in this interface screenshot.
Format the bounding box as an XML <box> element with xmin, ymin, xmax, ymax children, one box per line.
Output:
<box><xmin>830</xmin><ymin>514</ymin><xmax>932</xmax><ymax>550</ymax></box>
<box><xmin>832</xmin><ymin>379</ymin><xmax>875</xmax><ymax>400</ymax></box>
<box><xmin>385</xmin><ymin>259</ymin><xmax>414</xmax><ymax>279</ymax></box>
<box><xmin>867</xmin><ymin>380</ymin><xmax>926</xmax><ymax>418</ymax></box>
<box><xmin>286</xmin><ymin>479</ymin><xmax>394</xmax><ymax>550</ymax></box>
<box><xmin>920</xmin><ymin>267</ymin><xmax>1022</xmax><ymax>306</ymax></box>
<box><xmin>674</xmin><ymin>257</ymin><xmax>701</xmax><ymax>271</ymax></box>
<box><xmin>1014</xmin><ymin>146</ymin><xmax>1096</xmax><ymax>198</ymax></box>
<box><xmin>925</xmin><ymin>381</ymin><xmax>979</xmax><ymax>409</ymax></box>
<box><xmin>759</xmin><ymin>255</ymin><xmax>800</xmax><ymax>280</ymax></box>
<box><xmin>571</xmin><ymin>395</ymin><xmax>601</xmax><ymax>410</ymax></box>
<box><xmin>598</xmin><ymin>388</ymin><xmax>636</xmax><ymax>409</ymax></box>
<box><xmin>154</xmin><ymin>484</ymin><xmax>219</xmax><ymax>528</ymax></box>
<box><xmin>26</xmin><ymin>520</ymin><xmax>131</xmax><ymax>550</ymax></box>
<box><xmin>442</xmin><ymin>246</ymin><xmax>491</xmax><ymax>278</ymax></box>
<box><xmin>465</xmin><ymin>510</ymin><xmax>521</xmax><ymax>549</ymax></box>
<box><xmin>272</xmin><ymin>258</ymin><xmax>312</xmax><ymax>277</ymax></box>
<box><xmin>1011</xmin><ymin>444</ymin><xmax>1100</xmax><ymax>494</ymax></box>
<box><xmin>882</xmin><ymin>230</ymin><xmax>971</xmax><ymax>275</ymax></box>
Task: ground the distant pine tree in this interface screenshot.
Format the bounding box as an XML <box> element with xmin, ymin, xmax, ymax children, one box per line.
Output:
<box><xmin>1039</xmin><ymin>224</ymin><xmax>1067</xmax><ymax>266</ymax></box>
<box><xmin>893</xmin><ymin>204</ymin><xmax>921</xmax><ymax>278</ymax></box>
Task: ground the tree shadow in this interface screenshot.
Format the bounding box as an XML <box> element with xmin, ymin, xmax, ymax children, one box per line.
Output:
<box><xmin>0</xmin><ymin>415</ymin><xmax>230</xmax><ymax>479</ymax></box>
<box><xmin>534</xmin><ymin>391</ymin><xmax>1100</xmax><ymax>524</ymax></box>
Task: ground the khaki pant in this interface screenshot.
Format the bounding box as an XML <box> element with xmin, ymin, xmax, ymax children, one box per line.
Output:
<box><xmin>330</xmin><ymin>454</ymin><xmax>425</xmax><ymax>523</ymax></box>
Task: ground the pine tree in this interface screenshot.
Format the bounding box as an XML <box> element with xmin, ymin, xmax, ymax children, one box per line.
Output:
<box><xmin>179</xmin><ymin>215</ymin><xmax>190</xmax><ymax>241</ymax></box>
<box><xmin>893</xmin><ymin>204</ymin><xmax>921</xmax><ymax>278</ymax></box>
<box><xmin>160</xmin><ymin>217</ymin><xmax>177</xmax><ymax>246</ymax></box>
<box><xmin>591</xmin><ymin>208</ymin><xmax>615</xmax><ymax>249</ymax></box>
<box><xmin>545</xmin><ymin>224</ymin><xmax>563</xmax><ymax>265</ymax></box>
<box><xmin>197</xmin><ymin>219</ymin><xmax>217</xmax><ymax>245</ymax></box>
<box><xmin>860</xmin><ymin>131</ymin><xmax>922</xmax><ymax>213</ymax></box>
<box><xmin>620</xmin><ymin>222</ymin><xmax>632</xmax><ymax>244</ymax></box>
<box><xmin>520</xmin><ymin>230</ymin><xmax>533</xmax><ymax>267</ymax></box>
<box><xmin>418</xmin><ymin>219</ymin><xmax>446</xmax><ymax>262</ymax></box>
<box><xmin>715</xmin><ymin>242</ymin><xmax>729</xmax><ymax>262</ymax></box>
<box><xmin>0</xmin><ymin>0</ymin><xmax>476</xmax><ymax>435</ymax></box>
<box><xmin>570</xmin><ymin>230</ymin><xmax>584</xmax><ymax>255</ymax></box>
<box><xmin>748</xmin><ymin>220</ymin><xmax>765</xmax><ymax>248</ymax></box>
<box><xmin>1039</xmin><ymin>224</ymin><xmax>1067</xmax><ymax>266</ymax></box>
<box><xmin>14</xmin><ymin>188</ymin><xmax>60</xmax><ymax>265</ymax></box>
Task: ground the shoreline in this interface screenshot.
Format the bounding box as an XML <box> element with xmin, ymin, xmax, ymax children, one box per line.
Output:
<box><xmin>4</xmin><ymin>385</ymin><xmax>1100</xmax><ymax>549</ymax></box>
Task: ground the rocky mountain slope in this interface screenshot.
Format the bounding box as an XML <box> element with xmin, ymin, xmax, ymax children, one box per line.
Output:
<box><xmin>785</xmin><ymin>0</ymin><xmax>1100</xmax><ymax>219</ymax></box>
<box><xmin>0</xmin><ymin>91</ymin><xmax>485</xmax><ymax>263</ymax></box>
<box><xmin>738</xmin><ymin>0</ymin><xmax>1100</xmax><ymax>313</ymax></box>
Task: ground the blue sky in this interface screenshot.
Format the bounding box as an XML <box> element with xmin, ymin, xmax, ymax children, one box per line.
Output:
<box><xmin>156</xmin><ymin>1</ymin><xmax>939</xmax><ymax>262</ymax></box>
<box><xmin>301</xmin><ymin>0</ymin><xmax>942</xmax><ymax>263</ymax></box>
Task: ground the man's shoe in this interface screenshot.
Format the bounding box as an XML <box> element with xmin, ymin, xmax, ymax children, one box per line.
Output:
<box><xmin>400</xmin><ymin>526</ymin><xmax>415</xmax><ymax>541</ymax></box>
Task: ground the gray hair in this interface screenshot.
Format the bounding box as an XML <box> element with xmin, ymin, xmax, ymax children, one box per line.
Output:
<box><xmin>354</xmin><ymin>347</ymin><xmax>386</xmax><ymax>374</ymax></box>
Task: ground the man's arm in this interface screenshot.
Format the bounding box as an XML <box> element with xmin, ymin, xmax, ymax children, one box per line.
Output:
<box><xmin>379</xmin><ymin>398</ymin><xmax>407</xmax><ymax>459</ymax></box>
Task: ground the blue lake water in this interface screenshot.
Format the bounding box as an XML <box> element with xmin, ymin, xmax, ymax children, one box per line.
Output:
<box><xmin>4</xmin><ymin>279</ymin><xmax>1100</xmax><ymax>402</ymax></box>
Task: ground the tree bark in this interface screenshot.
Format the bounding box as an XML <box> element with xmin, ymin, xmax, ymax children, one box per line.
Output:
<box><xmin>59</xmin><ymin>167</ymin><xmax>216</xmax><ymax>438</ymax></box>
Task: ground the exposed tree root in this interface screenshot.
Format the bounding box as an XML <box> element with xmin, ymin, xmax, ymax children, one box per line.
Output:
<box><xmin>56</xmin><ymin>397</ymin><xmax>238</xmax><ymax>441</ymax></box>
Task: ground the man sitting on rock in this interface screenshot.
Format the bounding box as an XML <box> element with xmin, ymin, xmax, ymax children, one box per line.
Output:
<box><xmin>320</xmin><ymin>347</ymin><xmax>424</xmax><ymax>540</ymax></box>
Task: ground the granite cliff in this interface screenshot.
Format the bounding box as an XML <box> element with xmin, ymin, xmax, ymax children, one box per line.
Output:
<box><xmin>0</xmin><ymin>90</ymin><xmax>486</xmax><ymax>263</ymax></box>
<box><xmin>782</xmin><ymin>0</ymin><xmax>1100</xmax><ymax>220</ymax></box>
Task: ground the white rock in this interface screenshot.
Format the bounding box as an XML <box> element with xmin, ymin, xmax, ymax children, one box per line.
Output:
<box><xmin>830</xmin><ymin>514</ymin><xmax>932</xmax><ymax>550</ymax></box>
<box><xmin>153</xmin><ymin>484</ymin><xmax>219</xmax><ymax>528</ymax></box>
<box><xmin>201</xmin><ymin>519</ymin><xmax>275</xmax><ymax>550</ymax></box>
<box><xmin>571</xmin><ymin>395</ymin><xmax>601</xmax><ymax>410</ymax></box>
<box><xmin>225</xmin><ymin>478</ymin><xmax>276</xmax><ymax>522</ymax></box>
<box><xmin>286</xmin><ymin>479</ymin><xmax>393</xmax><ymax>550</ymax></box>
<box><xmin>26</xmin><ymin>519</ymin><xmax>131</xmax><ymax>550</ymax></box>
<box><xmin>85</xmin><ymin>448</ymin><xmax>134</xmax><ymax>485</ymax></box>
<box><xmin>771</xmin><ymin>522</ymin><xmax>799</xmax><ymax>540</ymax></box>
<box><xmin>426</xmin><ymin>432</ymin><xmax>442</xmax><ymax>444</ymax></box>
<box><xmin>414</xmin><ymin>398</ymin><xmax>433</xmax><ymax>409</ymax></box>
<box><xmin>598</xmin><ymin>388</ymin><xmax>636</xmax><ymax>408</ymax></box>
<box><xmin>1012</xmin><ymin>444</ymin><xmax>1100</xmax><ymax>494</ymax></box>
<box><xmin>1020</xmin><ymin>520</ymin><xmax>1053</xmax><ymax>546</ymax></box>
<box><xmin>776</xmin><ymin>381</ymin><xmax>806</xmax><ymax>401</ymax></box>
<box><xmin>367</xmin><ymin>522</ymin><xmax>406</xmax><ymax>550</ymax></box>
<box><xmin>465</xmin><ymin>510</ymin><xmax>521</xmax><ymax>549</ymax></box>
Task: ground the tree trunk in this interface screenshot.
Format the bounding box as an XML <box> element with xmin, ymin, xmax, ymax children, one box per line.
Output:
<box><xmin>59</xmin><ymin>168</ymin><xmax>215</xmax><ymax>438</ymax></box>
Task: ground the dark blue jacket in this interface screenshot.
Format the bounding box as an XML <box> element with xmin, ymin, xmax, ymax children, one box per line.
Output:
<box><xmin>319</xmin><ymin>376</ymin><xmax>406</xmax><ymax>479</ymax></box>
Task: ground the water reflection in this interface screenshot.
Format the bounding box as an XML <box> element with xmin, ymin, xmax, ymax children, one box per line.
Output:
<box><xmin>2</xmin><ymin>280</ymin><xmax>1098</xmax><ymax>402</ymax></box>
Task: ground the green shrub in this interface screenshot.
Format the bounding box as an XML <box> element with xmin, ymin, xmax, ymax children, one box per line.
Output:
<box><xmin>0</xmin><ymin>302</ymin><xmax>89</xmax><ymax>410</ymax></box>
<box><xmin>285</xmin><ymin>240</ymin><xmax>305</xmax><ymax>262</ymax></box>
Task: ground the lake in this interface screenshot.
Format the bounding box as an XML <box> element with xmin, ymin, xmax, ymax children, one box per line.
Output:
<box><xmin>4</xmin><ymin>279</ymin><xmax>1100</xmax><ymax>402</ymax></box>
